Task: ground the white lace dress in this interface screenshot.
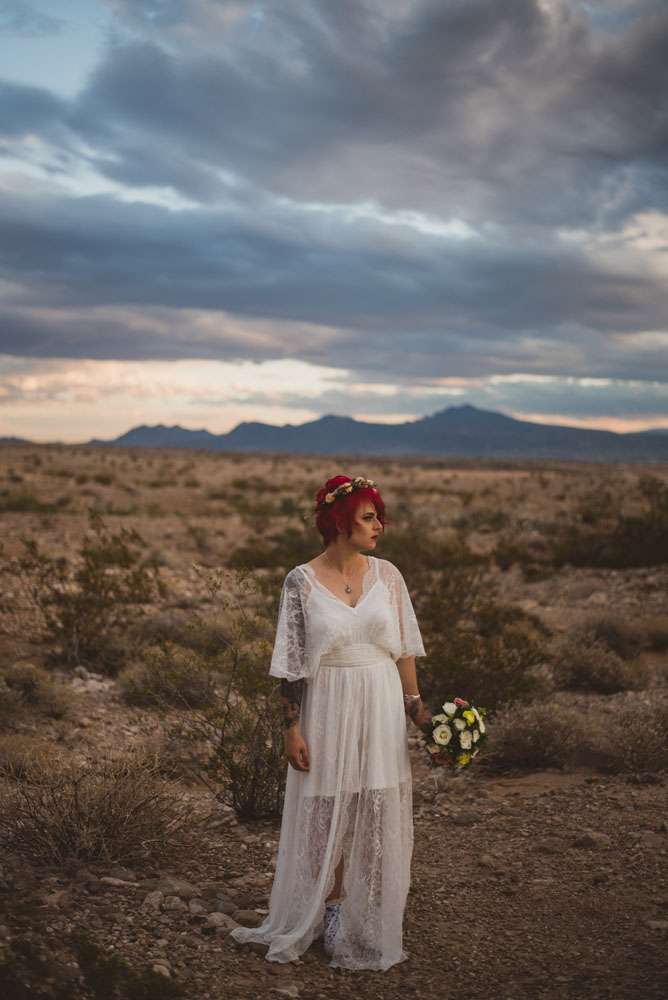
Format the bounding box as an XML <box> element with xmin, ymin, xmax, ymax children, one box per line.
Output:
<box><xmin>229</xmin><ymin>555</ymin><xmax>426</xmax><ymax>972</ymax></box>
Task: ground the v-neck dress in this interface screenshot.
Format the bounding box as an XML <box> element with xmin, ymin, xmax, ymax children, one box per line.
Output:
<box><xmin>229</xmin><ymin>556</ymin><xmax>426</xmax><ymax>972</ymax></box>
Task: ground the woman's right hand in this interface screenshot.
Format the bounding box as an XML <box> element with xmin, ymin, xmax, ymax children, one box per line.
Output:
<box><xmin>284</xmin><ymin>726</ymin><xmax>310</xmax><ymax>771</ymax></box>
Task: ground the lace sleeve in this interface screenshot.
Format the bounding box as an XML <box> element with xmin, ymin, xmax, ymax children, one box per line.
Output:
<box><xmin>268</xmin><ymin>569</ymin><xmax>310</xmax><ymax>681</ymax></box>
<box><xmin>387</xmin><ymin>562</ymin><xmax>426</xmax><ymax>659</ymax></box>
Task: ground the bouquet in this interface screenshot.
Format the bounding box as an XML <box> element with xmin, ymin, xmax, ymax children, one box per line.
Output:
<box><xmin>417</xmin><ymin>697</ymin><xmax>488</xmax><ymax>770</ymax></box>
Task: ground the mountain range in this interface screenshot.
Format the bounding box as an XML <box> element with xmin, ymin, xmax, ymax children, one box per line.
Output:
<box><xmin>3</xmin><ymin>405</ymin><xmax>668</xmax><ymax>462</ymax></box>
<box><xmin>84</xmin><ymin>404</ymin><xmax>668</xmax><ymax>462</ymax></box>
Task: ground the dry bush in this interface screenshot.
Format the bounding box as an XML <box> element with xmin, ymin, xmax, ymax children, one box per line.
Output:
<box><xmin>417</xmin><ymin>567</ymin><xmax>553</xmax><ymax>712</ymax></box>
<box><xmin>644</xmin><ymin>615</ymin><xmax>668</xmax><ymax>652</ymax></box>
<box><xmin>170</xmin><ymin>565</ymin><xmax>287</xmax><ymax>820</ymax></box>
<box><xmin>0</xmin><ymin>752</ymin><xmax>190</xmax><ymax>864</ymax></box>
<box><xmin>550</xmin><ymin>474</ymin><xmax>668</xmax><ymax>569</ymax></box>
<box><xmin>118</xmin><ymin>642</ymin><xmax>220</xmax><ymax>709</ymax></box>
<box><xmin>0</xmin><ymin>662</ymin><xmax>70</xmax><ymax>725</ymax></box>
<box><xmin>588</xmin><ymin>698</ymin><xmax>668</xmax><ymax>774</ymax></box>
<box><xmin>0</xmin><ymin>509</ymin><xmax>165</xmax><ymax>673</ymax></box>
<box><xmin>586</xmin><ymin>614</ymin><xmax>647</xmax><ymax>660</ymax></box>
<box><xmin>0</xmin><ymin>735</ymin><xmax>48</xmax><ymax>781</ymax></box>
<box><xmin>0</xmin><ymin>678</ymin><xmax>23</xmax><ymax>730</ymax></box>
<box><xmin>550</xmin><ymin>631</ymin><xmax>652</xmax><ymax>694</ymax></box>
<box><xmin>481</xmin><ymin>701</ymin><xmax>588</xmax><ymax>772</ymax></box>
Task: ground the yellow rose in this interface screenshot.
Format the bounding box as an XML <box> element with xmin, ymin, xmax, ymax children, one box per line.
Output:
<box><xmin>456</xmin><ymin>752</ymin><xmax>471</xmax><ymax>765</ymax></box>
<box><xmin>462</xmin><ymin>710</ymin><xmax>476</xmax><ymax>725</ymax></box>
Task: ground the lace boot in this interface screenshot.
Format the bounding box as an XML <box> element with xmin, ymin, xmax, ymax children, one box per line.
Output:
<box><xmin>323</xmin><ymin>899</ymin><xmax>341</xmax><ymax>956</ymax></box>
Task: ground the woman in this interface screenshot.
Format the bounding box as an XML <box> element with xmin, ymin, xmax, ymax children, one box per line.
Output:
<box><xmin>230</xmin><ymin>475</ymin><xmax>431</xmax><ymax>971</ymax></box>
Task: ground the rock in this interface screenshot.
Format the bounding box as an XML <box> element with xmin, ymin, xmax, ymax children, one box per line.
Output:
<box><xmin>271</xmin><ymin>988</ymin><xmax>300</xmax><ymax>999</ymax></box>
<box><xmin>644</xmin><ymin>919</ymin><xmax>668</xmax><ymax>932</ymax></box>
<box><xmin>108</xmin><ymin>867</ymin><xmax>136</xmax><ymax>882</ymax></box>
<box><xmin>162</xmin><ymin>896</ymin><xmax>188</xmax><ymax>912</ymax></box>
<box><xmin>205</xmin><ymin>912</ymin><xmax>239</xmax><ymax>931</ymax></box>
<box><xmin>141</xmin><ymin>878</ymin><xmax>200</xmax><ymax>900</ymax></box>
<box><xmin>0</xmin><ymin>925</ymin><xmax>10</xmax><ymax>940</ymax></box>
<box><xmin>573</xmin><ymin>830</ymin><xmax>612</xmax><ymax>850</ymax></box>
<box><xmin>450</xmin><ymin>811</ymin><xmax>481</xmax><ymax>827</ymax></box>
<box><xmin>151</xmin><ymin>963</ymin><xmax>171</xmax><ymax>977</ymax></box>
<box><xmin>99</xmin><ymin>877</ymin><xmax>139</xmax><ymax>889</ymax></box>
<box><xmin>212</xmin><ymin>897</ymin><xmax>237</xmax><ymax>915</ymax></box>
<box><xmin>232</xmin><ymin>909</ymin><xmax>264</xmax><ymax>927</ymax></box>
<box><xmin>73</xmin><ymin>665</ymin><xmax>90</xmax><ymax>680</ymax></box>
<box><xmin>586</xmin><ymin>591</ymin><xmax>608</xmax><ymax>606</ymax></box>
<box><xmin>188</xmin><ymin>900</ymin><xmax>207</xmax><ymax>915</ymax></box>
<box><xmin>142</xmin><ymin>891</ymin><xmax>164</xmax><ymax>912</ymax></box>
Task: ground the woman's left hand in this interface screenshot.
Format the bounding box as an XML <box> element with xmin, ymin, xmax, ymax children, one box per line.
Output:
<box><xmin>406</xmin><ymin>698</ymin><xmax>432</xmax><ymax>728</ymax></box>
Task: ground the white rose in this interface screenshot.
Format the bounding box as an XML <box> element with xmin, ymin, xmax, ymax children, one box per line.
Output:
<box><xmin>431</xmin><ymin>713</ymin><xmax>448</xmax><ymax>724</ymax></box>
<box><xmin>459</xmin><ymin>730</ymin><xmax>472</xmax><ymax>750</ymax></box>
<box><xmin>453</xmin><ymin>718</ymin><xmax>466</xmax><ymax>731</ymax></box>
<box><xmin>432</xmin><ymin>724</ymin><xmax>452</xmax><ymax>746</ymax></box>
<box><xmin>472</xmin><ymin>729</ymin><xmax>480</xmax><ymax>742</ymax></box>
<box><xmin>442</xmin><ymin>702</ymin><xmax>457</xmax><ymax>715</ymax></box>
<box><xmin>472</xmin><ymin>707</ymin><xmax>481</xmax><ymax>723</ymax></box>
<box><xmin>478</xmin><ymin>718</ymin><xmax>486</xmax><ymax>734</ymax></box>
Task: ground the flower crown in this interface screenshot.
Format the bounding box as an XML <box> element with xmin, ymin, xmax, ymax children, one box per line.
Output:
<box><xmin>316</xmin><ymin>476</ymin><xmax>378</xmax><ymax>511</ymax></box>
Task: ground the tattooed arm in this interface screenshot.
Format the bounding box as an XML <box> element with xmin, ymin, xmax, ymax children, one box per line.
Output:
<box><xmin>279</xmin><ymin>677</ymin><xmax>305</xmax><ymax>730</ymax></box>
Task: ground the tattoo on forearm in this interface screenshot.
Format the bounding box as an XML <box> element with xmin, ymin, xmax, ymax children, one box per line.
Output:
<box><xmin>279</xmin><ymin>678</ymin><xmax>304</xmax><ymax>729</ymax></box>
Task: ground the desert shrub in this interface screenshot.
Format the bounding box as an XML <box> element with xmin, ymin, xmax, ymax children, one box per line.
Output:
<box><xmin>0</xmin><ymin>735</ymin><xmax>46</xmax><ymax>781</ymax></box>
<box><xmin>481</xmin><ymin>701</ymin><xmax>588</xmax><ymax>772</ymax></box>
<box><xmin>587</xmin><ymin>698</ymin><xmax>668</xmax><ymax>774</ymax></box>
<box><xmin>0</xmin><ymin>679</ymin><xmax>24</xmax><ymax>729</ymax></box>
<box><xmin>0</xmin><ymin>663</ymin><xmax>69</xmax><ymax>722</ymax></box>
<box><xmin>119</xmin><ymin>642</ymin><xmax>219</xmax><ymax>709</ymax></box>
<box><xmin>453</xmin><ymin>507</ymin><xmax>511</xmax><ymax>532</ymax></box>
<box><xmin>227</xmin><ymin>524</ymin><xmax>318</xmax><ymax>571</ymax></box>
<box><xmin>0</xmin><ymin>752</ymin><xmax>190</xmax><ymax>864</ymax></box>
<box><xmin>171</xmin><ymin>566</ymin><xmax>286</xmax><ymax>820</ymax></box>
<box><xmin>0</xmin><ymin>490</ymin><xmax>62</xmax><ymax>513</ymax></box>
<box><xmin>416</xmin><ymin>567</ymin><xmax>553</xmax><ymax>712</ymax></box>
<box><xmin>550</xmin><ymin>473</ymin><xmax>668</xmax><ymax>569</ymax></box>
<box><xmin>586</xmin><ymin>614</ymin><xmax>647</xmax><ymax>660</ymax></box>
<box><xmin>644</xmin><ymin>615</ymin><xmax>668</xmax><ymax>651</ymax></box>
<box><xmin>550</xmin><ymin>631</ymin><xmax>652</xmax><ymax>694</ymax></box>
<box><xmin>0</xmin><ymin>509</ymin><xmax>166</xmax><ymax>672</ymax></box>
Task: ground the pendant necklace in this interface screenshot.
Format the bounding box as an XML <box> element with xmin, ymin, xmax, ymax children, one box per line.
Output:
<box><xmin>325</xmin><ymin>551</ymin><xmax>353</xmax><ymax>593</ymax></box>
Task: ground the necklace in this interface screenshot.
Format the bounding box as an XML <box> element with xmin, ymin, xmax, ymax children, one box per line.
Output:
<box><xmin>324</xmin><ymin>551</ymin><xmax>357</xmax><ymax>593</ymax></box>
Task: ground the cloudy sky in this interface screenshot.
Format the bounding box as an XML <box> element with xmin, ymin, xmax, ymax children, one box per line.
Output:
<box><xmin>1</xmin><ymin>0</ymin><xmax>667</xmax><ymax>442</ymax></box>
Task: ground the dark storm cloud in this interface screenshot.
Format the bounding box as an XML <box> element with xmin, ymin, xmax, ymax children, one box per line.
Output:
<box><xmin>62</xmin><ymin>0</ymin><xmax>665</xmax><ymax>228</ymax></box>
<box><xmin>4</xmin><ymin>1</ymin><xmax>667</xmax><ymax>226</ymax></box>
<box><xmin>1</xmin><ymin>185</ymin><xmax>667</xmax><ymax>381</ymax></box>
<box><xmin>0</xmin><ymin>0</ymin><xmax>667</xmax><ymax>414</ymax></box>
<box><xmin>0</xmin><ymin>1</ymin><xmax>64</xmax><ymax>36</ymax></box>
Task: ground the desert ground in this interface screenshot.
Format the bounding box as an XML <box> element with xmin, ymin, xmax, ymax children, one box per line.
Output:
<box><xmin>0</xmin><ymin>444</ymin><xmax>666</xmax><ymax>1000</ymax></box>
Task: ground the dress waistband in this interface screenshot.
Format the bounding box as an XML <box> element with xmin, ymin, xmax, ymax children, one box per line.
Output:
<box><xmin>319</xmin><ymin>643</ymin><xmax>392</xmax><ymax>668</ymax></box>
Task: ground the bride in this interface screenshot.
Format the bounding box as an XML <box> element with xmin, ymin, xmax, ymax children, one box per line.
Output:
<box><xmin>230</xmin><ymin>474</ymin><xmax>432</xmax><ymax>971</ymax></box>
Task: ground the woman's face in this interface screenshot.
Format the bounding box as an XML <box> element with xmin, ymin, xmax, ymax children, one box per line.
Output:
<box><xmin>346</xmin><ymin>499</ymin><xmax>382</xmax><ymax>550</ymax></box>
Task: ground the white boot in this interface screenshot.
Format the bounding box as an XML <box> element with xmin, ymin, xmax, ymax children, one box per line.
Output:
<box><xmin>323</xmin><ymin>899</ymin><xmax>341</xmax><ymax>956</ymax></box>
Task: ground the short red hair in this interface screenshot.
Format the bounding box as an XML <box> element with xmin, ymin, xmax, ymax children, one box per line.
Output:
<box><xmin>314</xmin><ymin>475</ymin><xmax>386</xmax><ymax>547</ymax></box>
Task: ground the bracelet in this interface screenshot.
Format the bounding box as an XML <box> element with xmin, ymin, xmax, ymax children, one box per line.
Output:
<box><xmin>403</xmin><ymin>692</ymin><xmax>421</xmax><ymax>707</ymax></box>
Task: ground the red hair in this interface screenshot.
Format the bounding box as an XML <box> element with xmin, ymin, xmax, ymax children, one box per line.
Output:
<box><xmin>314</xmin><ymin>475</ymin><xmax>387</xmax><ymax>547</ymax></box>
